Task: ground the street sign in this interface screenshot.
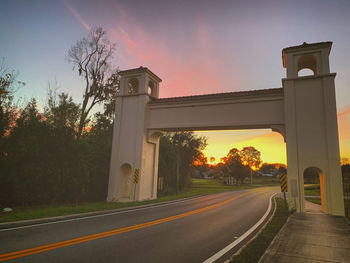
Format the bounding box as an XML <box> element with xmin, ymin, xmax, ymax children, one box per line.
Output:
<box><xmin>280</xmin><ymin>173</ymin><xmax>287</xmax><ymax>192</ymax></box>
<box><xmin>280</xmin><ymin>173</ymin><xmax>288</xmax><ymax>210</ymax></box>
<box><xmin>133</xmin><ymin>168</ymin><xmax>140</xmax><ymax>184</ymax></box>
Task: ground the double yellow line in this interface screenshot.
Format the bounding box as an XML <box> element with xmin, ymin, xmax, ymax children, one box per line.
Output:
<box><xmin>0</xmin><ymin>191</ymin><xmax>256</xmax><ymax>261</ymax></box>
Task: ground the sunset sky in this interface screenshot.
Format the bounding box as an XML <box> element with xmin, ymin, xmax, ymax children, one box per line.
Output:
<box><xmin>1</xmin><ymin>0</ymin><xmax>350</xmax><ymax>165</ymax></box>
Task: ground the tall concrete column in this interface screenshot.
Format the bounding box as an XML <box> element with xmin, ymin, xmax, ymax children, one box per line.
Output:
<box><xmin>282</xmin><ymin>42</ymin><xmax>344</xmax><ymax>215</ymax></box>
<box><xmin>107</xmin><ymin>67</ymin><xmax>162</xmax><ymax>202</ymax></box>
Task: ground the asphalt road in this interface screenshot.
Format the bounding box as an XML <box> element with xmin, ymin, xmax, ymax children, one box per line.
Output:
<box><xmin>0</xmin><ymin>187</ymin><xmax>279</xmax><ymax>263</ymax></box>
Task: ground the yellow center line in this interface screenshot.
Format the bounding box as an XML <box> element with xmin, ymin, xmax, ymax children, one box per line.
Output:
<box><xmin>0</xmin><ymin>190</ymin><xmax>261</xmax><ymax>261</ymax></box>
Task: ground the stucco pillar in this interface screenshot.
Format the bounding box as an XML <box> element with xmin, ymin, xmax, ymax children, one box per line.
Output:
<box><xmin>107</xmin><ymin>67</ymin><xmax>162</xmax><ymax>202</ymax></box>
<box><xmin>282</xmin><ymin>42</ymin><xmax>344</xmax><ymax>216</ymax></box>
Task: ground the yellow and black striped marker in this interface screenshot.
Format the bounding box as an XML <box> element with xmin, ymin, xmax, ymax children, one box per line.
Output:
<box><xmin>133</xmin><ymin>168</ymin><xmax>140</xmax><ymax>184</ymax></box>
<box><xmin>280</xmin><ymin>173</ymin><xmax>287</xmax><ymax>192</ymax></box>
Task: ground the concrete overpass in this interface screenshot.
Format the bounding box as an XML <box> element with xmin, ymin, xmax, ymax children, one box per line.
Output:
<box><xmin>108</xmin><ymin>41</ymin><xmax>344</xmax><ymax>216</ymax></box>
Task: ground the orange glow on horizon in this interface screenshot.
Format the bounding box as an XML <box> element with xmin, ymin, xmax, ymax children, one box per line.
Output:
<box><xmin>197</xmin><ymin>105</ymin><xmax>350</xmax><ymax>166</ymax></box>
<box><xmin>338</xmin><ymin>105</ymin><xmax>350</xmax><ymax>118</ymax></box>
<box><xmin>195</xmin><ymin>130</ymin><xmax>286</xmax><ymax>166</ymax></box>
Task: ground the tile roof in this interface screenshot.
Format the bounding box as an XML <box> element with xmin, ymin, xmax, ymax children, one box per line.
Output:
<box><xmin>119</xmin><ymin>66</ymin><xmax>162</xmax><ymax>82</ymax></box>
<box><xmin>149</xmin><ymin>88</ymin><xmax>283</xmax><ymax>104</ymax></box>
<box><xmin>282</xmin><ymin>41</ymin><xmax>332</xmax><ymax>53</ymax></box>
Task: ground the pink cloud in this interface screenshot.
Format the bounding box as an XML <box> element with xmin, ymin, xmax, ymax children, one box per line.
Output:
<box><xmin>64</xmin><ymin>2</ymin><xmax>242</xmax><ymax>98</ymax></box>
<box><xmin>64</xmin><ymin>2</ymin><xmax>92</xmax><ymax>32</ymax></box>
<box><xmin>119</xmin><ymin>27</ymin><xmax>136</xmax><ymax>50</ymax></box>
<box><xmin>106</xmin><ymin>4</ymin><xmax>238</xmax><ymax>98</ymax></box>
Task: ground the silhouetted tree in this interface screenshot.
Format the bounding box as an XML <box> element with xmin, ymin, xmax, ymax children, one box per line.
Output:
<box><xmin>221</xmin><ymin>148</ymin><xmax>250</xmax><ymax>184</ymax></box>
<box><xmin>0</xmin><ymin>88</ymin><xmax>115</xmax><ymax>207</ymax></box>
<box><xmin>240</xmin><ymin>146</ymin><xmax>261</xmax><ymax>184</ymax></box>
<box><xmin>0</xmin><ymin>59</ymin><xmax>25</xmax><ymax>105</ymax></box>
<box><xmin>45</xmin><ymin>90</ymin><xmax>80</xmax><ymax>132</ymax></box>
<box><xmin>193</xmin><ymin>152</ymin><xmax>208</xmax><ymax>168</ymax></box>
<box><xmin>158</xmin><ymin>132</ymin><xmax>207</xmax><ymax>195</ymax></box>
<box><xmin>172</xmin><ymin>132</ymin><xmax>207</xmax><ymax>193</ymax></box>
<box><xmin>303</xmin><ymin>167</ymin><xmax>320</xmax><ymax>184</ymax></box>
<box><xmin>158</xmin><ymin>134</ymin><xmax>177</xmax><ymax>194</ymax></box>
<box><xmin>259</xmin><ymin>163</ymin><xmax>277</xmax><ymax>175</ymax></box>
<box><xmin>67</xmin><ymin>27</ymin><xmax>119</xmax><ymax>138</ymax></box>
<box><xmin>0</xmin><ymin>50</ymin><xmax>117</xmax><ymax>206</ymax></box>
<box><xmin>240</xmin><ymin>146</ymin><xmax>261</xmax><ymax>171</ymax></box>
<box><xmin>0</xmin><ymin>59</ymin><xmax>25</xmax><ymax>137</ymax></box>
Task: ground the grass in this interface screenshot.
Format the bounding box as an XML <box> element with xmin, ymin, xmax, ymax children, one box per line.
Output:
<box><xmin>305</xmin><ymin>198</ymin><xmax>321</xmax><ymax>205</ymax></box>
<box><xmin>304</xmin><ymin>184</ymin><xmax>320</xmax><ymax>190</ymax></box>
<box><xmin>304</xmin><ymin>184</ymin><xmax>320</xmax><ymax>196</ymax></box>
<box><xmin>0</xmin><ymin>177</ymin><xmax>278</xmax><ymax>224</ymax></box>
<box><xmin>230</xmin><ymin>198</ymin><xmax>291</xmax><ymax>263</ymax></box>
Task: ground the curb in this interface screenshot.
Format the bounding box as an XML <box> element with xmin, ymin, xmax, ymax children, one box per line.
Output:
<box><xmin>0</xmin><ymin>188</ymin><xmax>278</xmax><ymax>230</ymax></box>
<box><xmin>304</xmin><ymin>195</ymin><xmax>321</xmax><ymax>199</ymax></box>
<box><xmin>224</xmin><ymin>195</ymin><xmax>278</xmax><ymax>263</ymax></box>
<box><xmin>257</xmin><ymin>212</ymin><xmax>292</xmax><ymax>263</ymax></box>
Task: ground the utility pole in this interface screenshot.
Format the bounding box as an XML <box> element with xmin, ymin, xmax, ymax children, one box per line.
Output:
<box><xmin>250</xmin><ymin>169</ymin><xmax>253</xmax><ymax>184</ymax></box>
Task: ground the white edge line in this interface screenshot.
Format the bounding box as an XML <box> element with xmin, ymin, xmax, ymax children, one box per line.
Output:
<box><xmin>1</xmin><ymin>189</ymin><xmax>256</xmax><ymax>232</ymax></box>
<box><xmin>0</xmin><ymin>189</ymin><xmax>274</xmax><ymax>232</ymax></box>
<box><xmin>202</xmin><ymin>193</ymin><xmax>277</xmax><ymax>263</ymax></box>
<box><xmin>0</xmin><ymin>195</ymin><xmax>207</xmax><ymax>232</ymax></box>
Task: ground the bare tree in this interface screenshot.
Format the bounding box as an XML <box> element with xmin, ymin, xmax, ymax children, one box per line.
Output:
<box><xmin>0</xmin><ymin>59</ymin><xmax>25</xmax><ymax>137</ymax></box>
<box><xmin>67</xmin><ymin>27</ymin><xmax>119</xmax><ymax>138</ymax></box>
<box><xmin>0</xmin><ymin>58</ymin><xmax>25</xmax><ymax>107</ymax></box>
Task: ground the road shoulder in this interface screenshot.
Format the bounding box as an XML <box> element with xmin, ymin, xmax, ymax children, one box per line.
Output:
<box><xmin>229</xmin><ymin>197</ymin><xmax>291</xmax><ymax>263</ymax></box>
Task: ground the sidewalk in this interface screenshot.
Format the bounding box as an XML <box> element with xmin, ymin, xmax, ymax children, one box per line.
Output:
<box><xmin>259</xmin><ymin>202</ymin><xmax>350</xmax><ymax>263</ymax></box>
